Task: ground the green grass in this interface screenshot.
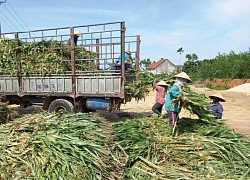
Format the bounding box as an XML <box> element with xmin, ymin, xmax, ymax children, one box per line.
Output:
<box><xmin>205</xmin><ymin>82</ymin><xmax>229</xmax><ymax>90</ymax></box>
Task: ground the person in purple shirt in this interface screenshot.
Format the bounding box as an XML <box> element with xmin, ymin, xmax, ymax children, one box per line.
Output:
<box><xmin>207</xmin><ymin>93</ymin><xmax>225</xmax><ymax>119</ymax></box>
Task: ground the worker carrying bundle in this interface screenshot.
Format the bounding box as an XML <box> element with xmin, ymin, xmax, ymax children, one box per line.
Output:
<box><xmin>165</xmin><ymin>72</ymin><xmax>191</xmax><ymax>127</ymax></box>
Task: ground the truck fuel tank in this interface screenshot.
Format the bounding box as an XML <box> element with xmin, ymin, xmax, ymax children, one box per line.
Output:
<box><xmin>86</xmin><ymin>98</ymin><xmax>112</xmax><ymax>111</ymax></box>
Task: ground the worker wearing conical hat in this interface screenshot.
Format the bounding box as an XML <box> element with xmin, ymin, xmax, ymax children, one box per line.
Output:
<box><xmin>165</xmin><ymin>72</ymin><xmax>191</xmax><ymax>127</ymax></box>
<box><xmin>207</xmin><ymin>93</ymin><xmax>225</xmax><ymax>119</ymax></box>
<box><xmin>152</xmin><ymin>80</ymin><xmax>169</xmax><ymax>117</ymax></box>
<box><xmin>67</xmin><ymin>30</ymin><xmax>81</xmax><ymax>46</ymax></box>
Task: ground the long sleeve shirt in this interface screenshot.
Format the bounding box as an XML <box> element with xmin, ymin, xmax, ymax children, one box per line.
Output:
<box><xmin>115</xmin><ymin>52</ymin><xmax>131</xmax><ymax>70</ymax></box>
<box><xmin>117</xmin><ymin>52</ymin><xmax>131</xmax><ymax>64</ymax></box>
<box><xmin>154</xmin><ymin>85</ymin><xmax>166</xmax><ymax>105</ymax></box>
<box><xmin>207</xmin><ymin>102</ymin><xmax>223</xmax><ymax>119</ymax></box>
<box><xmin>165</xmin><ymin>83</ymin><xmax>183</xmax><ymax>112</ymax></box>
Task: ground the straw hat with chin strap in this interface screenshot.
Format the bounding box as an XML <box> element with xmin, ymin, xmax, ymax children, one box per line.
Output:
<box><xmin>174</xmin><ymin>72</ymin><xmax>191</xmax><ymax>82</ymax></box>
<box><xmin>157</xmin><ymin>80</ymin><xmax>169</xmax><ymax>87</ymax></box>
<box><xmin>209</xmin><ymin>93</ymin><xmax>225</xmax><ymax>102</ymax></box>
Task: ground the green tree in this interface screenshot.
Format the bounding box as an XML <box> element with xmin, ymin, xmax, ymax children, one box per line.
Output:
<box><xmin>185</xmin><ymin>53</ymin><xmax>198</xmax><ymax>61</ymax></box>
<box><xmin>186</xmin><ymin>54</ymin><xmax>192</xmax><ymax>61</ymax></box>
<box><xmin>182</xmin><ymin>53</ymin><xmax>199</xmax><ymax>79</ymax></box>
<box><xmin>140</xmin><ymin>58</ymin><xmax>151</xmax><ymax>70</ymax></box>
<box><xmin>177</xmin><ymin>47</ymin><xmax>184</xmax><ymax>65</ymax></box>
<box><xmin>193</xmin><ymin>50</ymin><xmax>250</xmax><ymax>80</ymax></box>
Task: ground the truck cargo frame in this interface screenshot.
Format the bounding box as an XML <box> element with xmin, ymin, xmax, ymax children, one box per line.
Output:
<box><xmin>0</xmin><ymin>21</ymin><xmax>140</xmax><ymax>112</ymax></box>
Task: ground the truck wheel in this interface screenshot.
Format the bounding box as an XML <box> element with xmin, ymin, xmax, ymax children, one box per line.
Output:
<box><xmin>48</xmin><ymin>99</ymin><xmax>74</xmax><ymax>113</ymax></box>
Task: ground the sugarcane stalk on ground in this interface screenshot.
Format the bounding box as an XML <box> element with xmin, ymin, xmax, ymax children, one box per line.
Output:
<box><xmin>0</xmin><ymin>112</ymin><xmax>123</xmax><ymax>179</ymax></box>
<box><xmin>113</xmin><ymin>80</ymin><xmax>249</xmax><ymax>179</ymax></box>
<box><xmin>112</xmin><ymin>116</ymin><xmax>250</xmax><ymax>179</ymax></box>
<box><xmin>1</xmin><ymin>71</ymin><xmax>249</xmax><ymax>179</ymax></box>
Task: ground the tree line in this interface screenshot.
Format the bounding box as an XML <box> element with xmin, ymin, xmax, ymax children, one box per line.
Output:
<box><xmin>182</xmin><ymin>49</ymin><xmax>250</xmax><ymax>80</ymax></box>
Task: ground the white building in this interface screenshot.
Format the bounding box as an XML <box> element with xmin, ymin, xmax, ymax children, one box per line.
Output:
<box><xmin>147</xmin><ymin>58</ymin><xmax>176</xmax><ymax>74</ymax></box>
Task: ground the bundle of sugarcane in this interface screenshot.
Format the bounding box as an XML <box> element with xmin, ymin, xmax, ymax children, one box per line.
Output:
<box><xmin>124</xmin><ymin>71</ymin><xmax>174</xmax><ymax>102</ymax></box>
<box><xmin>124</xmin><ymin>82</ymin><xmax>150</xmax><ymax>102</ymax></box>
<box><xmin>112</xmin><ymin>117</ymin><xmax>250</xmax><ymax>179</ymax></box>
<box><xmin>0</xmin><ymin>112</ymin><xmax>123</xmax><ymax>179</ymax></box>
<box><xmin>0</xmin><ymin>39</ymin><xmax>96</xmax><ymax>76</ymax></box>
<box><xmin>175</xmin><ymin>86</ymin><xmax>216</xmax><ymax>121</ymax></box>
<box><xmin>114</xmin><ymin>82</ymin><xmax>250</xmax><ymax>179</ymax></box>
<box><xmin>138</xmin><ymin>71</ymin><xmax>175</xmax><ymax>86</ymax></box>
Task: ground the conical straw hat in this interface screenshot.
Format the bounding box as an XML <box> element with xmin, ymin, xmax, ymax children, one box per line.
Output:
<box><xmin>174</xmin><ymin>72</ymin><xmax>191</xmax><ymax>81</ymax></box>
<box><xmin>157</xmin><ymin>80</ymin><xmax>169</xmax><ymax>86</ymax></box>
<box><xmin>209</xmin><ymin>93</ymin><xmax>225</xmax><ymax>102</ymax></box>
<box><xmin>74</xmin><ymin>30</ymin><xmax>81</xmax><ymax>36</ymax></box>
<box><xmin>126</xmin><ymin>50</ymin><xmax>131</xmax><ymax>54</ymax></box>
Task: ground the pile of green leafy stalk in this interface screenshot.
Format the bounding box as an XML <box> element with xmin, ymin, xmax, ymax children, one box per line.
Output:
<box><xmin>0</xmin><ymin>112</ymin><xmax>122</xmax><ymax>180</ymax></box>
<box><xmin>0</xmin><ymin>38</ymin><xmax>96</xmax><ymax>76</ymax></box>
<box><xmin>113</xmin><ymin>81</ymin><xmax>250</xmax><ymax>179</ymax></box>
<box><xmin>112</xmin><ymin>116</ymin><xmax>250</xmax><ymax>179</ymax></box>
<box><xmin>181</xmin><ymin>86</ymin><xmax>216</xmax><ymax>120</ymax></box>
<box><xmin>124</xmin><ymin>71</ymin><xmax>175</xmax><ymax>102</ymax></box>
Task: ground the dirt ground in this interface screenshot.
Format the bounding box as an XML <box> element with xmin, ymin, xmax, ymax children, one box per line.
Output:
<box><xmin>205</xmin><ymin>79</ymin><xmax>250</xmax><ymax>88</ymax></box>
<box><xmin>8</xmin><ymin>85</ymin><xmax>250</xmax><ymax>141</ymax></box>
<box><xmin>117</xmin><ymin>86</ymin><xmax>250</xmax><ymax>141</ymax></box>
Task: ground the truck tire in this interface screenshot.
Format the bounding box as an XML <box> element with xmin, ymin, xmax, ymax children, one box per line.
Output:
<box><xmin>48</xmin><ymin>99</ymin><xmax>74</xmax><ymax>113</ymax></box>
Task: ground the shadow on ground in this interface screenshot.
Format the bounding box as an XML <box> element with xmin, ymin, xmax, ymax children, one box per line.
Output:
<box><xmin>9</xmin><ymin>105</ymin><xmax>43</xmax><ymax>115</ymax></box>
<box><xmin>95</xmin><ymin>110</ymin><xmax>153</xmax><ymax>122</ymax></box>
<box><xmin>9</xmin><ymin>105</ymin><xmax>154</xmax><ymax>122</ymax></box>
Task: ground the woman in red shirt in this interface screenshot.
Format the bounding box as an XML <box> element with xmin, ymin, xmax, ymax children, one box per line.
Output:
<box><xmin>152</xmin><ymin>80</ymin><xmax>169</xmax><ymax>117</ymax></box>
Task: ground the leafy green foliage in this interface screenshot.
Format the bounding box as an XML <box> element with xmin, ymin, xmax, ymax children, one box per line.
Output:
<box><xmin>185</xmin><ymin>53</ymin><xmax>198</xmax><ymax>61</ymax></box>
<box><xmin>177</xmin><ymin>47</ymin><xmax>184</xmax><ymax>65</ymax></box>
<box><xmin>139</xmin><ymin>58</ymin><xmax>151</xmax><ymax>70</ymax></box>
<box><xmin>0</xmin><ymin>86</ymin><xmax>249</xmax><ymax>179</ymax></box>
<box><xmin>0</xmin><ymin>38</ymin><xmax>96</xmax><ymax>76</ymax></box>
<box><xmin>125</xmin><ymin>71</ymin><xmax>175</xmax><ymax>102</ymax></box>
<box><xmin>112</xmin><ymin>116</ymin><xmax>250</xmax><ymax>179</ymax></box>
<box><xmin>182</xmin><ymin>50</ymin><xmax>250</xmax><ymax>80</ymax></box>
<box><xmin>177</xmin><ymin>47</ymin><xmax>184</xmax><ymax>56</ymax></box>
<box><xmin>0</xmin><ymin>113</ymin><xmax>122</xmax><ymax>179</ymax></box>
<box><xmin>205</xmin><ymin>82</ymin><xmax>229</xmax><ymax>90</ymax></box>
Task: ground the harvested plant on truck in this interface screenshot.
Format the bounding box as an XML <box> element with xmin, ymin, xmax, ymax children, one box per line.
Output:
<box><xmin>0</xmin><ymin>21</ymin><xmax>140</xmax><ymax>112</ymax></box>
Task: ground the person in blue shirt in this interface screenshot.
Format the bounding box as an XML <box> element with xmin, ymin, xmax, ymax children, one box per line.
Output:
<box><xmin>114</xmin><ymin>50</ymin><xmax>133</xmax><ymax>72</ymax></box>
<box><xmin>207</xmin><ymin>93</ymin><xmax>225</xmax><ymax>119</ymax></box>
<box><xmin>165</xmin><ymin>72</ymin><xmax>191</xmax><ymax>127</ymax></box>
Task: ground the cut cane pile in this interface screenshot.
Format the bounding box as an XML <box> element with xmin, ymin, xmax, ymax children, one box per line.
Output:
<box><xmin>0</xmin><ymin>113</ymin><xmax>123</xmax><ymax>179</ymax></box>
<box><xmin>1</xmin><ymin>111</ymin><xmax>249</xmax><ymax>179</ymax></box>
<box><xmin>0</xmin><ymin>71</ymin><xmax>249</xmax><ymax>179</ymax></box>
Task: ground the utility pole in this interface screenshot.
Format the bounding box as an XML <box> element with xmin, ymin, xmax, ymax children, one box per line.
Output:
<box><xmin>0</xmin><ymin>0</ymin><xmax>6</xmax><ymax>35</ymax></box>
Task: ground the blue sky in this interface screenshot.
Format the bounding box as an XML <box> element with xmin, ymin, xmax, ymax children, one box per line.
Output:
<box><xmin>0</xmin><ymin>0</ymin><xmax>249</xmax><ymax>65</ymax></box>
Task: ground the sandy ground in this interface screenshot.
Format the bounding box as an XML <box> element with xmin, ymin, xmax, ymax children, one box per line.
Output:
<box><xmin>8</xmin><ymin>85</ymin><xmax>250</xmax><ymax>141</ymax></box>
<box><xmin>118</xmin><ymin>85</ymin><xmax>250</xmax><ymax>141</ymax></box>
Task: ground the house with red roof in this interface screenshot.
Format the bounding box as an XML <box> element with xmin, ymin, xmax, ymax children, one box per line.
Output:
<box><xmin>147</xmin><ymin>58</ymin><xmax>176</xmax><ymax>74</ymax></box>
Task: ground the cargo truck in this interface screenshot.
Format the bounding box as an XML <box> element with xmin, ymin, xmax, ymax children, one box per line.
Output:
<box><xmin>0</xmin><ymin>21</ymin><xmax>140</xmax><ymax>112</ymax></box>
